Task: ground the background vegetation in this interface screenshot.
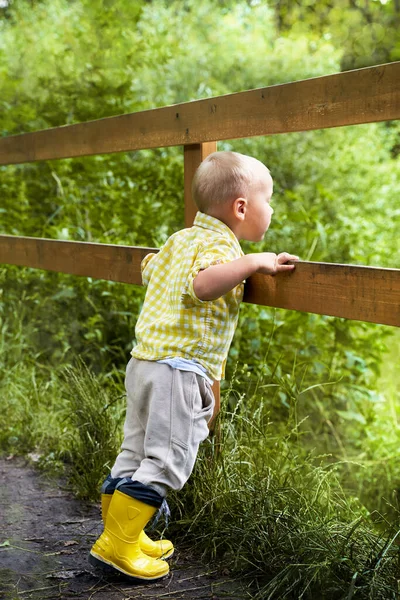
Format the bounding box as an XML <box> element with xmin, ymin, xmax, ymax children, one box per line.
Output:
<box><xmin>1</xmin><ymin>1</ymin><xmax>400</xmax><ymax>598</ymax></box>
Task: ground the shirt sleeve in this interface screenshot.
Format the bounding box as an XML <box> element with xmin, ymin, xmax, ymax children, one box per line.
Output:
<box><xmin>185</xmin><ymin>237</ymin><xmax>242</xmax><ymax>303</ymax></box>
<box><xmin>141</xmin><ymin>253</ymin><xmax>157</xmax><ymax>286</ymax></box>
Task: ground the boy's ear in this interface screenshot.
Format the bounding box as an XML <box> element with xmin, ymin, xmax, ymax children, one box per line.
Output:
<box><xmin>233</xmin><ymin>197</ymin><xmax>247</xmax><ymax>221</ymax></box>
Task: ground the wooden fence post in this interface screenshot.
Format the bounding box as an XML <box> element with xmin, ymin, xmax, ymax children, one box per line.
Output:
<box><xmin>183</xmin><ymin>142</ymin><xmax>221</xmax><ymax>434</ymax></box>
<box><xmin>184</xmin><ymin>142</ymin><xmax>217</xmax><ymax>227</ymax></box>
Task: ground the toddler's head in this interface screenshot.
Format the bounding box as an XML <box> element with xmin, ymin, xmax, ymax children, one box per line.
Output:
<box><xmin>192</xmin><ymin>151</ymin><xmax>273</xmax><ymax>241</ymax></box>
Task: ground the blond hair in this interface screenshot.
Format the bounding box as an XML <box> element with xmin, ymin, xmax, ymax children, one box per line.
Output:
<box><xmin>192</xmin><ymin>151</ymin><xmax>269</xmax><ymax>213</ymax></box>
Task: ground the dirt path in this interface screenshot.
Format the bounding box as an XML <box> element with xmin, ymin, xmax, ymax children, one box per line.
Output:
<box><xmin>0</xmin><ymin>457</ymin><xmax>250</xmax><ymax>600</ymax></box>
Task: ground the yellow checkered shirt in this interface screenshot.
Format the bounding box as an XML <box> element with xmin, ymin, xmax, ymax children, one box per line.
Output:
<box><xmin>131</xmin><ymin>211</ymin><xmax>244</xmax><ymax>380</ymax></box>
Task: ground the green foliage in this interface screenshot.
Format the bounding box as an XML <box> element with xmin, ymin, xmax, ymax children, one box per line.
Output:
<box><xmin>1</xmin><ymin>265</ymin><xmax>146</xmax><ymax>374</ymax></box>
<box><xmin>0</xmin><ymin>307</ymin><xmax>126</xmax><ymax>498</ymax></box>
<box><xmin>1</xmin><ymin>322</ymin><xmax>399</xmax><ymax>596</ymax></box>
<box><xmin>62</xmin><ymin>359</ymin><xmax>125</xmax><ymax>499</ymax></box>
<box><xmin>342</xmin><ymin>331</ymin><xmax>400</xmax><ymax>514</ymax></box>
<box><xmin>1</xmin><ymin>0</ymin><xmax>399</xmax><ymax>495</ymax></box>
<box><xmin>0</xmin><ymin>1</ymin><xmax>399</xmax><ymax>595</ymax></box>
<box><xmin>170</xmin><ymin>368</ymin><xmax>400</xmax><ymax>599</ymax></box>
<box><xmin>0</xmin><ymin>300</ymin><xmax>69</xmax><ymax>458</ymax></box>
<box><xmin>268</xmin><ymin>0</ymin><xmax>400</xmax><ymax>69</ymax></box>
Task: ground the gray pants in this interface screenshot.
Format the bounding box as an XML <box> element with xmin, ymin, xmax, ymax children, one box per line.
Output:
<box><xmin>111</xmin><ymin>358</ymin><xmax>215</xmax><ymax>497</ymax></box>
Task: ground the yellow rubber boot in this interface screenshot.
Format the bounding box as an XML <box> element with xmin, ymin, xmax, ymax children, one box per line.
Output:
<box><xmin>89</xmin><ymin>490</ymin><xmax>169</xmax><ymax>581</ymax></box>
<box><xmin>101</xmin><ymin>493</ymin><xmax>112</xmax><ymax>522</ymax></box>
<box><xmin>139</xmin><ymin>530</ymin><xmax>174</xmax><ymax>559</ymax></box>
<box><xmin>101</xmin><ymin>493</ymin><xmax>174</xmax><ymax>559</ymax></box>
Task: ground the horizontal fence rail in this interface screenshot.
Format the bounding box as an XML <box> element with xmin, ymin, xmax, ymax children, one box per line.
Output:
<box><xmin>0</xmin><ymin>62</ymin><xmax>399</xmax><ymax>165</ymax></box>
<box><xmin>0</xmin><ymin>235</ymin><xmax>152</xmax><ymax>286</ymax></box>
<box><xmin>1</xmin><ymin>235</ymin><xmax>399</xmax><ymax>327</ymax></box>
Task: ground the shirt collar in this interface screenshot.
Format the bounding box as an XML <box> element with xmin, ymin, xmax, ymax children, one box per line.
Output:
<box><xmin>193</xmin><ymin>211</ymin><xmax>242</xmax><ymax>253</ymax></box>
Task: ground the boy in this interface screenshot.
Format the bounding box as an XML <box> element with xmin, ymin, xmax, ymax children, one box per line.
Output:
<box><xmin>89</xmin><ymin>151</ymin><xmax>298</xmax><ymax>582</ymax></box>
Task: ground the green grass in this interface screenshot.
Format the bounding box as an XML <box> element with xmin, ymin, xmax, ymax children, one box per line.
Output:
<box><xmin>169</xmin><ymin>376</ymin><xmax>400</xmax><ymax>599</ymax></box>
<box><xmin>1</xmin><ymin>314</ymin><xmax>400</xmax><ymax>598</ymax></box>
<box><xmin>61</xmin><ymin>359</ymin><xmax>125</xmax><ymax>498</ymax></box>
<box><xmin>329</xmin><ymin>330</ymin><xmax>400</xmax><ymax>520</ymax></box>
<box><xmin>0</xmin><ymin>310</ymin><xmax>125</xmax><ymax>495</ymax></box>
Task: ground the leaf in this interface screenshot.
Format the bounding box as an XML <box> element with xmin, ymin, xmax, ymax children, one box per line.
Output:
<box><xmin>336</xmin><ymin>410</ymin><xmax>366</xmax><ymax>425</ymax></box>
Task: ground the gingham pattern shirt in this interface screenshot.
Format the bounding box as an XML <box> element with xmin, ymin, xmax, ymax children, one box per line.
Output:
<box><xmin>131</xmin><ymin>211</ymin><xmax>244</xmax><ymax>380</ymax></box>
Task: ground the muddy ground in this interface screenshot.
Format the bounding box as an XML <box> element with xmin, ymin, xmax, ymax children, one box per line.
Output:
<box><xmin>0</xmin><ymin>457</ymin><xmax>252</xmax><ymax>600</ymax></box>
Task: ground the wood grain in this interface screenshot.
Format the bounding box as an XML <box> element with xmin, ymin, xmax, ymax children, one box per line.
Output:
<box><xmin>184</xmin><ymin>142</ymin><xmax>217</xmax><ymax>227</ymax></box>
<box><xmin>1</xmin><ymin>62</ymin><xmax>399</xmax><ymax>165</ymax></box>
<box><xmin>0</xmin><ymin>235</ymin><xmax>156</xmax><ymax>285</ymax></box>
<box><xmin>1</xmin><ymin>236</ymin><xmax>399</xmax><ymax>326</ymax></box>
<box><xmin>244</xmin><ymin>261</ymin><xmax>400</xmax><ymax>327</ymax></box>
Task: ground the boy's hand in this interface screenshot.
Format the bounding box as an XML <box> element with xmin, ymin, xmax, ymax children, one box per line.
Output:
<box><xmin>193</xmin><ymin>252</ymin><xmax>299</xmax><ymax>301</ymax></box>
<box><xmin>256</xmin><ymin>252</ymin><xmax>299</xmax><ymax>275</ymax></box>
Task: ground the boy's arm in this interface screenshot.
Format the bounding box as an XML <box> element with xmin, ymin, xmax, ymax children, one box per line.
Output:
<box><xmin>141</xmin><ymin>252</ymin><xmax>157</xmax><ymax>286</ymax></box>
<box><xmin>193</xmin><ymin>252</ymin><xmax>298</xmax><ymax>302</ymax></box>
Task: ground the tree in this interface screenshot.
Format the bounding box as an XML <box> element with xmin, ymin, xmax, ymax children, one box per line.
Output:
<box><xmin>269</xmin><ymin>0</ymin><xmax>400</xmax><ymax>69</ymax></box>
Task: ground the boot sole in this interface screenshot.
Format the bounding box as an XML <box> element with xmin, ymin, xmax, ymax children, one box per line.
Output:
<box><xmin>89</xmin><ymin>551</ymin><xmax>169</xmax><ymax>583</ymax></box>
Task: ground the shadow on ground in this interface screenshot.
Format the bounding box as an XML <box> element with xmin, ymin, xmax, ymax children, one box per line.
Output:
<box><xmin>0</xmin><ymin>457</ymin><xmax>251</xmax><ymax>599</ymax></box>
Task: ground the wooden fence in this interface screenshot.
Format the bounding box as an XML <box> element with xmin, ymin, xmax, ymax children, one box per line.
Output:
<box><xmin>1</xmin><ymin>61</ymin><xmax>400</xmax><ymax>416</ymax></box>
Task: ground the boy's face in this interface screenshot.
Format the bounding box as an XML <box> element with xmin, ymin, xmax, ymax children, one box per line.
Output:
<box><xmin>240</xmin><ymin>172</ymin><xmax>274</xmax><ymax>242</ymax></box>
